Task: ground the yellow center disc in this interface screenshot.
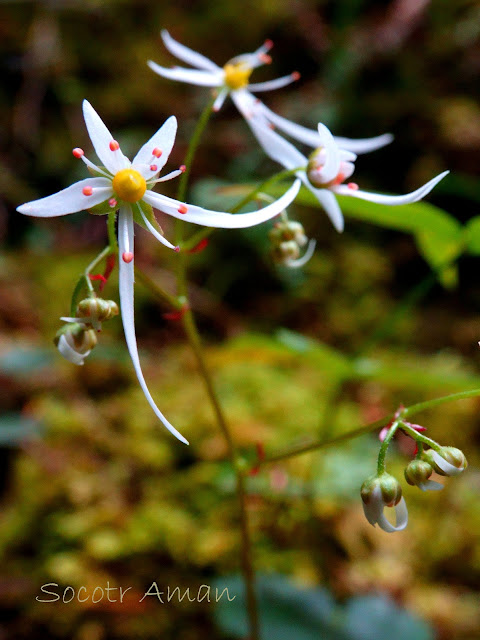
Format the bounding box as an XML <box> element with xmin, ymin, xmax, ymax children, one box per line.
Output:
<box><xmin>223</xmin><ymin>63</ymin><xmax>252</xmax><ymax>90</ymax></box>
<box><xmin>112</xmin><ymin>168</ymin><xmax>147</xmax><ymax>203</ymax></box>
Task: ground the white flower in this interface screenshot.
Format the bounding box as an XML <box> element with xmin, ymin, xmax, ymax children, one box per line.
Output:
<box><xmin>55</xmin><ymin>323</ymin><xmax>98</xmax><ymax>366</ymax></box>
<box><xmin>361</xmin><ymin>474</ymin><xmax>408</xmax><ymax>533</ymax></box>
<box><xmin>17</xmin><ymin>100</ymin><xmax>300</xmax><ymax>445</ymax></box>
<box><xmin>426</xmin><ymin>447</ymin><xmax>467</xmax><ymax>477</ymax></box>
<box><xmin>244</xmin><ymin>108</ymin><xmax>449</xmax><ymax>232</ymax></box>
<box><xmin>149</xmin><ymin>31</ymin><xmax>394</xmax><ymax>159</ymax></box>
<box><xmin>148</xmin><ymin>30</ymin><xmax>301</xmax><ymax>113</ymax></box>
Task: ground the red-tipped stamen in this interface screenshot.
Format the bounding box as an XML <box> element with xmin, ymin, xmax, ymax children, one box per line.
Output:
<box><xmin>264</xmin><ymin>39</ymin><xmax>274</xmax><ymax>51</ymax></box>
<box><xmin>109</xmin><ymin>140</ymin><xmax>120</xmax><ymax>151</ymax></box>
<box><xmin>291</xmin><ymin>71</ymin><xmax>301</xmax><ymax>81</ymax></box>
<box><xmin>152</xmin><ymin>147</ymin><xmax>163</xmax><ymax>158</ymax></box>
<box><xmin>180</xmin><ymin>165</ymin><xmax>186</xmax><ymax>173</ymax></box>
<box><xmin>122</xmin><ymin>252</ymin><xmax>134</xmax><ymax>263</ymax></box>
<box><xmin>72</xmin><ymin>148</ymin><xmax>84</xmax><ymax>158</ymax></box>
<box><xmin>259</xmin><ymin>53</ymin><xmax>272</xmax><ymax>64</ymax></box>
<box><xmin>163</xmin><ymin>304</ymin><xmax>189</xmax><ymax>321</ymax></box>
<box><xmin>174</xmin><ymin>246</ymin><xmax>181</xmax><ymax>253</ymax></box>
<box><xmin>150</xmin><ymin>164</ymin><xmax>158</xmax><ymax>172</ymax></box>
<box><xmin>82</xmin><ymin>186</ymin><xmax>93</xmax><ymax>196</ymax></box>
<box><xmin>178</xmin><ymin>204</ymin><xmax>188</xmax><ymax>214</ymax></box>
<box><xmin>108</xmin><ymin>198</ymin><xmax>118</xmax><ymax>208</ymax></box>
<box><xmin>333</xmin><ymin>173</ymin><xmax>346</xmax><ymax>185</ymax></box>
<box><xmin>188</xmin><ymin>238</ymin><xmax>209</xmax><ymax>254</ymax></box>
<box><xmin>348</xmin><ymin>182</ymin><xmax>359</xmax><ymax>190</ymax></box>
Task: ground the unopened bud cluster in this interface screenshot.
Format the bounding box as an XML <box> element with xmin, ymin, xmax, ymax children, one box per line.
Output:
<box><xmin>55</xmin><ymin>296</ymin><xmax>119</xmax><ymax>365</ymax></box>
<box><xmin>269</xmin><ymin>218</ymin><xmax>308</xmax><ymax>266</ymax></box>
<box><xmin>360</xmin><ymin>473</ymin><xmax>407</xmax><ymax>533</ymax></box>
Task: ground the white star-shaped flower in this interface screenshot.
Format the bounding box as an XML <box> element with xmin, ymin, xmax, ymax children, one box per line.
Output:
<box><xmin>244</xmin><ymin>105</ymin><xmax>449</xmax><ymax>232</ymax></box>
<box><xmin>17</xmin><ymin>100</ymin><xmax>300</xmax><ymax>445</ymax></box>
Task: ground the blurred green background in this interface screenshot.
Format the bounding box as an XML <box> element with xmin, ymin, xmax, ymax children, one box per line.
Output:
<box><xmin>1</xmin><ymin>0</ymin><xmax>480</xmax><ymax>638</ymax></box>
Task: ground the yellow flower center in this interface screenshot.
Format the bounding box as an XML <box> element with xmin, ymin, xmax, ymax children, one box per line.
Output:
<box><xmin>112</xmin><ymin>168</ymin><xmax>147</xmax><ymax>203</ymax></box>
<box><xmin>223</xmin><ymin>63</ymin><xmax>252</xmax><ymax>90</ymax></box>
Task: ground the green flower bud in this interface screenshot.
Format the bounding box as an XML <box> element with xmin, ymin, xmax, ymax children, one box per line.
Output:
<box><xmin>404</xmin><ymin>459</ymin><xmax>433</xmax><ymax>486</ymax></box>
<box><xmin>54</xmin><ymin>323</ymin><xmax>97</xmax><ymax>366</ymax></box>
<box><xmin>360</xmin><ymin>473</ymin><xmax>407</xmax><ymax>532</ymax></box>
<box><xmin>424</xmin><ymin>447</ymin><xmax>467</xmax><ymax>477</ymax></box>
<box><xmin>77</xmin><ymin>297</ymin><xmax>119</xmax><ymax>324</ymax></box>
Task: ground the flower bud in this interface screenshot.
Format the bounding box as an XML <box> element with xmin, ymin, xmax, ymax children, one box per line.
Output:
<box><xmin>360</xmin><ymin>473</ymin><xmax>407</xmax><ymax>532</ymax></box>
<box><xmin>77</xmin><ymin>297</ymin><xmax>119</xmax><ymax>326</ymax></box>
<box><xmin>423</xmin><ymin>447</ymin><xmax>467</xmax><ymax>477</ymax></box>
<box><xmin>271</xmin><ymin>240</ymin><xmax>300</xmax><ymax>265</ymax></box>
<box><xmin>54</xmin><ymin>323</ymin><xmax>97</xmax><ymax>366</ymax></box>
<box><xmin>404</xmin><ymin>460</ymin><xmax>433</xmax><ymax>486</ymax></box>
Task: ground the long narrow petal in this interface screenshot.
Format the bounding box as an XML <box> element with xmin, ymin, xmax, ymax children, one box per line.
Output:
<box><xmin>82</xmin><ymin>100</ymin><xmax>130</xmax><ymax>174</ymax></box>
<box><xmin>333</xmin><ymin>133</ymin><xmax>394</xmax><ymax>154</ymax></box>
<box><xmin>316</xmin><ymin>123</ymin><xmax>341</xmax><ymax>184</ymax></box>
<box><xmin>117</xmin><ymin>206</ymin><xmax>189</xmax><ymax>445</ymax></box>
<box><xmin>147</xmin><ymin>61</ymin><xmax>221</xmax><ymax>87</ymax></box>
<box><xmin>144</xmin><ymin>180</ymin><xmax>300</xmax><ymax>229</ymax></box>
<box><xmin>247</xmin><ymin>117</ymin><xmax>307</xmax><ymax>170</ymax></box>
<box><xmin>247</xmin><ymin>73</ymin><xmax>298</xmax><ymax>93</ymax></box>
<box><xmin>161</xmin><ymin>29</ymin><xmax>221</xmax><ymax>72</ymax></box>
<box><xmin>303</xmin><ymin>179</ymin><xmax>344</xmax><ymax>232</ymax></box>
<box><xmin>418</xmin><ymin>480</ymin><xmax>444</xmax><ymax>491</ymax></box>
<box><xmin>333</xmin><ymin>171</ymin><xmax>449</xmax><ymax>205</ymax></box>
<box><xmin>132</xmin><ymin>116</ymin><xmax>177</xmax><ymax>175</ymax></box>
<box><xmin>432</xmin><ymin>451</ymin><xmax>464</xmax><ymax>476</ymax></box>
<box><xmin>137</xmin><ymin>205</ymin><xmax>177</xmax><ymax>250</ymax></box>
<box><xmin>57</xmin><ymin>335</ymin><xmax>89</xmax><ymax>366</ymax></box>
<box><xmin>17</xmin><ymin>178</ymin><xmax>112</xmax><ymax>217</ymax></box>
<box><xmin>377</xmin><ymin>497</ymin><xmax>408</xmax><ymax>533</ymax></box>
<box><xmin>286</xmin><ymin>238</ymin><xmax>316</xmax><ymax>268</ymax></box>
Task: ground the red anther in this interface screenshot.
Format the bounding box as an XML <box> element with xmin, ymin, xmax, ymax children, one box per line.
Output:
<box><xmin>291</xmin><ymin>71</ymin><xmax>301</xmax><ymax>81</ymax></box>
<box><xmin>188</xmin><ymin>238</ymin><xmax>209</xmax><ymax>254</ymax></box>
<box><xmin>268</xmin><ymin>123</ymin><xmax>275</xmax><ymax>130</ymax></box>
<box><xmin>109</xmin><ymin>140</ymin><xmax>120</xmax><ymax>151</ymax></box>
<box><xmin>174</xmin><ymin>246</ymin><xmax>181</xmax><ymax>253</ymax></box>
<box><xmin>264</xmin><ymin>39</ymin><xmax>274</xmax><ymax>50</ymax></box>
<box><xmin>150</xmin><ymin>164</ymin><xmax>158</xmax><ymax>172</ymax></box>
<box><xmin>82</xmin><ymin>186</ymin><xmax>93</xmax><ymax>196</ymax></box>
<box><xmin>152</xmin><ymin>147</ymin><xmax>163</xmax><ymax>158</ymax></box>
<box><xmin>179</xmin><ymin>164</ymin><xmax>186</xmax><ymax>173</ymax></box>
<box><xmin>333</xmin><ymin>173</ymin><xmax>345</xmax><ymax>185</ymax></box>
<box><xmin>108</xmin><ymin>198</ymin><xmax>118</xmax><ymax>208</ymax></box>
<box><xmin>348</xmin><ymin>182</ymin><xmax>359</xmax><ymax>190</ymax></box>
<box><xmin>178</xmin><ymin>204</ymin><xmax>188</xmax><ymax>214</ymax></box>
<box><xmin>163</xmin><ymin>304</ymin><xmax>189</xmax><ymax>321</ymax></box>
<box><xmin>122</xmin><ymin>251</ymin><xmax>134</xmax><ymax>263</ymax></box>
<box><xmin>259</xmin><ymin>53</ymin><xmax>272</xmax><ymax>64</ymax></box>
<box><xmin>72</xmin><ymin>148</ymin><xmax>84</xmax><ymax>158</ymax></box>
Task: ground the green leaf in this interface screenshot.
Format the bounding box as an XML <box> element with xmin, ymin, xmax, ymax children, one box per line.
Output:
<box><xmin>463</xmin><ymin>216</ymin><xmax>480</xmax><ymax>255</ymax></box>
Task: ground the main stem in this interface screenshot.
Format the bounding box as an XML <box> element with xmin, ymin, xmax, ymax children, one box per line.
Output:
<box><xmin>174</xmin><ymin>97</ymin><xmax>260</xmax><ymax>640</ymax></box>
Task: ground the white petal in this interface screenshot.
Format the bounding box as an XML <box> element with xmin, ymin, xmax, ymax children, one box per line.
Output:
<box><xmin>82</xmin><ymin>100</ymin><xmax>131</xmax><ymax>174</ymax></box>
<box><xmin>137</xmin><ymin>204</ymin><xmax>177</xmax><ymax>251</ymax></box>
<box><xmin>362</xmin><ymin>485</ymin><xmax>384</xmax><ymax>525</ymax></box>
<box><xmin>144</xmin><ymin>180</ymin><xmax>300</xmax><ymax>229</ymax></box>
<box><xmin>333</xmin><ymin>133</ymin><xmax>394</xmax><ymax>154</ymax></box>
<box><xmin>147</xmin><ymin>61</ymin><xmax>221</xmax><ymax>87</ymax></box>
<box><xmin>316</xmin><ymin>123</ymin><xmax>341</xmax><ymax>183</ymax></box>
<box><xmin>304</xmin><ymin>179</ymin><xmax>344</xmax><ymax>232</ymax></box>
<box><xmin>17</xmin><ymin>178</ymin><xmax>113</xmax><ymax>217</ymax></box>
<box><xmin>132</xmin><ymin>116</ymin><xmax>177</xmax><ymax>175</ymax></box>
<box><xmin>418</xmin><ymin>480</ymin><xmax>444</xmax><ymax>491</ymax></box>
<box><xmin>161</xmin><ymin>29</ymin><xmax>221</xmax><ymax>72</ymax></box>
<box><xmin>432</xmin><ymin>451</ymin><xmax>464</xmax><ymax>476</ymax></box>
<box><xmin>256</xmin><ymin>103</ymin><xmax>321</xmax><ymax>146</ymax></box>
<box><xmin>247</xmin><ymin>74</ymin><xmax>298</xmax><ymax>93</ymax></box>
<box><xmin>333</xmin><ymin>171</ymin><xmax>449</xmax><ymax>205</ymax></box>
<box><xmin>248</xmin><ymin>117</ymin><xmax>307</xmax><ymax>171</ymax></box>
<box><xmin>230</xmin><ymin>88</ymin><xmax>259</xmax><ymax>119</ymax></box>
<box><xmin>117</xmin><ymin>206</ymin><xmax>189</xmax><ymax>445</ymax></box>
<box><xmin>377</xmin><ymin>497</ymin><xmax>408</xmax><ymax>533</ymax></box>
<box><xmin>57</xmin><ymin>334</ymin><xmax>89</xmax><ymax>366</ymax></box>
<box><xmin>212</xmin><ymin>88</ymin><xmax>229</xmax><ymax>112</ymax></box>
<box><xmin>285</xmin><ymin>238</ymin><xmax>316</xmax><ymax>268</ymax></box>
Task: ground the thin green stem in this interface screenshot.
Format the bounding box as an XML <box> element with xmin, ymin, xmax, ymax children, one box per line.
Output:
<box><xmin>134</xmin><ymin>267</ymin><xmax>182</xmax><ymax>309</ymax></box>
<box><xmin>258</xmin><ymin>387</ymin><xmax>480</xmax><ymax>466</ymax></box>
<box><xmin>107</xmin><ymin>210</ymin><xmax>117</xmax><ymax>250</ymax></box>
<box><xmin>377</xmin><ymin>420</ymin><xmax>401</xmax><ymax>475</ymax></box>
<box><xmin>399</xmin><ymin>421</ymin><xmax>442</xmax><ymax>452</ymax></box>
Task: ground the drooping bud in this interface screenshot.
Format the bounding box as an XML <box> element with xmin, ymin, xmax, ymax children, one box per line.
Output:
<box><xmin>404</xmin><ymin>459</ymin><xmax>443</xmax><ymax>491</ymax></box>
<box><xmin>423</xmin><ymin>447</ymin><xmax>467</xmax><ymax>477</ymax></box>
<box><xmin>54</xmin><ymin>323</ymin><xmax>98</xmax><ymax>366</ymax></box>
<box><xmin>271</xmin><ymin>240</ymin><xmax>300</xmax><ymax>265</ymax></box>
<box><xmin>76</xmin><ymin>297</ymin><xmax>119</xmax><ymax>327</ymax></box>
<box><xmin>269</xmin><ymin>218</ymin><xmax>312</xmax><ymax>267</ymax></box>
<box><xmin>360</xmin><ymin>473</ymin><xmax>407</xmax><ymax>532</ymax></box>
